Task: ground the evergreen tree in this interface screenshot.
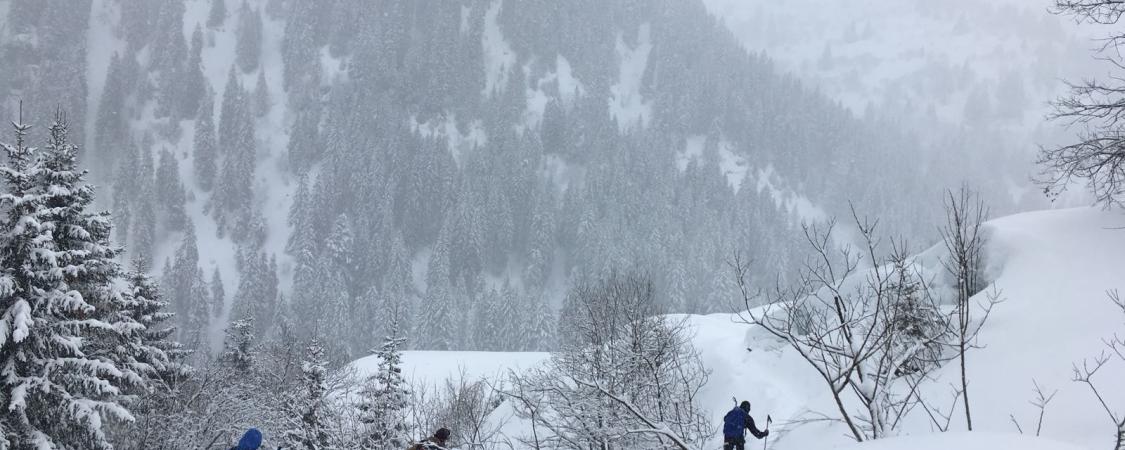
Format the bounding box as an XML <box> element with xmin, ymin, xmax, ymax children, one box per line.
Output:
<box><xmin>132</xmin><ymin>184</ymin><xmax>157</xmax><ymax>270</ymax></box>
<box><xmin>194</xmin><ymin>95</ymin><xmax>219</xmax><ymax>191</ymax></box>
<box><xmin>379</xmin><ymin>230</ymin><xmax>414</xmax><ymax>346</ymax></box>
<box><xmin>524</xmin><ymin>188</ymin><xmax>556</xmax><ymax>291</ymax></box>
<box><xmin>124</xmin><ymin>263</ymin><xmax>185</xmax><ymax>383</ymax></box>
<box><xmin>163</xmin><ymin>224</ymin><xmax>211</xmax><ymax>354</ymax></box>
<box><xmin>318</xmin><ymin>257</ymin><xmax>352</xmax><ymax>361</ymax></box>
<box><xmin>155</xmin><ymin>148</ymin><xmax>188</xmax><ymax>231</ymax></box>
<box><xmin>287</xmin><ymin>174</ymin><xmax>316</xmax><ymax>261</ymax></box>
<box><xmin>181</xmin><ymin>25</ymin><xmax>208</xmax><ymax>119</ymax></box>
<box><xmin>132</xmin><ymin>146</ymin><xmax>157</xmax><ymax>267</ymax></box>
<box><xmin>94</xmin><ymin>53</ymin><xmax>135</xmax><ymax>176</ymax></box>
<box><xmin>152</xmin><ymin>0</ymin><xmax>188</xmax><ymax>120</ymax></box>
<box><xmin>255</xmin><ymin>68</ymin><xmax>272</xmax><ymax>117</ymax></box>
<box><xmin>483</xmin><ymin>184</ymin><xmax>514</xmax><ymax>269</ymax></box>
<box><xmin>496</xmin><ymin>283</ymin><xmax>521</xmax><ymax>351</ymax></box>
<box><xmin>287</xmin><ymin>104</ymin><xmax>321</xmax><ymax>174</ymax></box>
<box><xmin>214</xmin><ymin>68</ymin><xmax>257</xmax><ymax>239</ymax></box>
<box><xmin>236</xmin><ymin>1</ymin><xmax>263</xmax><ymax>73</ymax></box>
<box><xmin>528</xmin><ymin>293</ymin><xmax>556</xmax><ymax>351</ymax></box>
<box><xmin>231</xmin><ymin>251</ymin><xmax>280</xmax><ymax>338</ymax></box>
<box><xmin>416</xmin><ymin>221</ymin><xmax>455</xmax><ymax>350</ymax></box>
<box><xmin>219</xmin><ymin>67</ymin><xmax>245</xmax><ymax>151</ymax></box>
<box><xmin>472</xmin><ymin>286</ymin><xmax>500</xmax><ymax>351</ymax></box>
<box><xmin>888</xmin><ymin>260</ymin><xmax>945</xmax><ymax>376</ymax></box>
<box><xmin>210</xmin><ymin>268</ymin><xmax>225</xmax><ymax>318</ymax></box>
<box><xmin>285</xmin><ymin>340</ymin><xmax>332</xmax><ymax>450</ymax></box>
<box><xmin>110</xmin><ymin>140</ymin><xmax>138</xmax><ymax>246</ymax></box>
<box><xmin>0</xmin><ymin>112</ymin><xmax>140</xmax><ymax>449</ymax></box>
<box><xmin>358</xmin><ymin>321</ymin><xmax>410</xmax><ymax>449</ymax></box>
<box><xmin>220</xmin><ymin>316</ymin><xmax>256</xmax><ymax>372</ymax></box>
<box><xmin>208</xmin><ymin>0</ymin><xmax>227</xmax><ymax>29</ymax></box>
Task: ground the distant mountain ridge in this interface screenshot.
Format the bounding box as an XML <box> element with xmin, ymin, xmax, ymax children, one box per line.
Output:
<box><xmin>0</xmin><ymin>0</ymin><xmax>1012</xmax><ymax>359</ymax></box>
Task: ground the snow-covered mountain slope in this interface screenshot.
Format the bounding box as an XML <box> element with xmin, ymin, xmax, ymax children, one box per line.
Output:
<box><xmin>702</xmin><ymin>0</ymin><xmax>1106</xmax><ymax>207</ymax></box>
<box><xmin>703</xmin><ymin>0</ymin><xmax>1099</xmax><ymax>123</ymax></box>
<box><xmin>453</xmin><ymin>207</ymin><xmax>1125</xmax><ymax>449</ymax></box>
<box><xmin>48</xmin><ymin>0</ymin><xmax>1037</xmax><ymax>359</ymax></box>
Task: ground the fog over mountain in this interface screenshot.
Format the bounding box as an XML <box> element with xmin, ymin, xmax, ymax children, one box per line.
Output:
<box><xmin>4</xmin><ymin>0</ymin><xmax>1125</xmax><ymax>449</ymax></box>
<box><xmin>3</xmin><ymin>0</ymin><xmax>1066</xmax><ymax>360</ymax></box>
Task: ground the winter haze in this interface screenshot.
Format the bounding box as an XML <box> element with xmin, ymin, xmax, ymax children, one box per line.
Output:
<box><xmin>0</xmin><ymin>0</ymin><xmax>1123</xmax><ymax>449</ymax></box>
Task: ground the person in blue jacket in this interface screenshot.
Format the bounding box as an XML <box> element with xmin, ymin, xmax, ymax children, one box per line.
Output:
<box><xmin>723</xmin><ymin>401</ymin><xmax>768</xmax><ymax>450</ymax></box>
<box><xmin>230</xmin><ymin>428</ymin><xmax>262</xmax><ymax>450</ymax></box>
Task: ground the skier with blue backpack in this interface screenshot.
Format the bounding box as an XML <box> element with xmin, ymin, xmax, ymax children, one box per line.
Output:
<box><xmin>723</xmin><ymin>401</ymin><xmax>769</xmax><ymax>450</ymax></box>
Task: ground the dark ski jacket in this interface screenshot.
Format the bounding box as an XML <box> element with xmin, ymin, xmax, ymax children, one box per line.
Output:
<box><xmin>723</xmin><ymin>407</ymin><xmax>768</xmax><ymax>439</ymax></box>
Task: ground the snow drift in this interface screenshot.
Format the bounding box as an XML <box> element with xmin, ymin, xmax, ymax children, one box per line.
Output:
<box><xmin>375</xmin><ymin>207</ymin><xmax>1124</xmax><ymax>449</ymax></box>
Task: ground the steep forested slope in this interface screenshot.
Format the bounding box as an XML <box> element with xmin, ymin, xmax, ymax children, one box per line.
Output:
<box><xmin>0</xmin><ymin>0</ymin><xmax>1002</xmax><ymax>360</ymax></box>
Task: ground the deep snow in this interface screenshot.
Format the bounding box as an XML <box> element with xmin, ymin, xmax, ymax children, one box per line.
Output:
<box><xmin>353</xmin><ymin>207</ymin><xmax>1125</xmax><ymax>450</ymax></box>
<box><xmin>702</xmin><ymin>207</ymin><xmax>1125</xmax><ymax>450</ymax></box>
<box><xmin>828</xmin><ymin>432</ymin><xmax>1088</xmax><ymax>450</ymax></box>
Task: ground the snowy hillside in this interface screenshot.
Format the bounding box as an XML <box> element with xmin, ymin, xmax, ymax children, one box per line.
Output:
<box><xmin>702</xmin><ymin>0</ymin><xmax>1100</xmax><ymax>123</ymax></box>
<box><xmin>460</xmin><ymin>207</ymin><xmax>1125</xmax><ymax>449</ymax></box>
<box><xmin>9</xmin><ymin>0</ymin><xmax>1031</xmax><ymax>362</ymax></box>
<box><xmin>832</xmin><ymin>432</ymin><xmax>1087</xmax><ymax>450</ymax></box>
<box><xmin>702</xmin><ymin>0</ymin><xmax>1107</xmax><ymax>207</ymax></box>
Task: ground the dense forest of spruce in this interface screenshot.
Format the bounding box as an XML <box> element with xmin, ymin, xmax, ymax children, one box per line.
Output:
<box><xmin>0</xmin><ymin>0</ymin><xmax>1016</xmax><ymax>363</ymax></box>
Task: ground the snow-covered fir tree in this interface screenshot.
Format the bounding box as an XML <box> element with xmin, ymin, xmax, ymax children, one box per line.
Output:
<box><xmin>0</xmin><ymin>112</ymin><xmax>153</xmax><ymax>449</ymax></box>
<box><xmin>358</xmin><ymin>321</ymin><xmax>411</xmax><ymax>450</ymax></box>
<box><xmin>220</xmin><ymin>316</ymin><xmax>256</xmax><ymax>372</ymax></box>
<box><xmin>888</xmin><ymin>260</ymin><xmax>947</xmax><ymax>376</ymax></box>
<box><xmin>210</xmin><ymin>267</ymin><xmax>226</xmax><ymax>318</ymax></box>
<box><xmin>254</xmin><ymin>64</ymin><xmax>272</xmax><ymax>118</ymax></box>
<box><xmin>283</xmin><ymin>339</ymin><xmax>332</xmax><ymax>450</ymax></box>
<box><xmin>163</xmin><ymin>224</ymin><xmax>212</xmax><ymax>355</ymax></box>
<box><xmin>416</xmin><ymin>221</ymin><xmax>455</xmax><ymax>350</ymax></box>
<box><xmin>194</xmin><ymin>95</ymin><xmax>218</xmax><ymax>192</ymax></box>
<box><xmin>213</xmin><ymin>67</ymin><xmax>258</xmax><ymax>241</ymax></box>
<box><xmin>132</xmin><ymin>145</ymin><xmax>157</xmax><ymax>268</ymax></box>
<box><xmin>236</xmin><ymin>1</ymin><xmax>263</xmax><ymax>73</ymax></box>
<box><xmin>123</xmin><ymin>263</ymin><xmax>184</xmax><ymax>383</ymax></box>
<box><xmin>156</xmin><ymin>147</ymin><xmax>188</xmax><ymax>231</ymax></box>
<box><xmin>181</xmin><ymin>25</ymin><xmax>208</xmax><ymax>119</ymax></box>
<box><xmin>231</xmin><ymin>251</ymin><xmax>280</xmax><ymax>339</ymax></box>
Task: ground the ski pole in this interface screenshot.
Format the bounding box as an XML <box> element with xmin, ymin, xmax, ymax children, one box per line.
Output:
<box><xmin>763</xmin><ymin>415</ymin><xmax>772</xmax><ymax>450</ymax></box>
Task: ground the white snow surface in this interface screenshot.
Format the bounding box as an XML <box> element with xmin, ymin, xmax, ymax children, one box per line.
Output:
<box><xmin>357</xmin><ymin>207</ymin><xmax>1125</xmax><ymax>449</ymax></box>
<box><xmin>828</xmin><ymin>432</ymin><xmax>1087</xmax><ymax>450</ymax></box>
<box><xmin>608</xmin><ymin>23</ymin><xmax>653</xmax><ymax>132</ymax></box>
<box><xmin>735</xmin><ymin>207</ymin><xmax>1125</xmax><ymax>450</ymax></box>
<box><xmin>481</xmin><ymin>0</ymin><xmax>515</xmax><ymax>98</ymax></box>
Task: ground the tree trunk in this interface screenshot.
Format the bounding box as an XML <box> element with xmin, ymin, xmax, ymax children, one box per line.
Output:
<box><xmin>1115</xmin><ymin>419</ymin><xmax>1124</xmax><ymax>450</ymax></box>
<box><xmin>960</xmin><ymin>332</ymin><xmax>972</xmax><ymax>431</ymax></box>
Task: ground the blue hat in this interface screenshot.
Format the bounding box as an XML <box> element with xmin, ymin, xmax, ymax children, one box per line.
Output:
<box><xmin>238</xmin><ymin>428</ymin><xmax>262</xmax><ymax>450</ymax></box>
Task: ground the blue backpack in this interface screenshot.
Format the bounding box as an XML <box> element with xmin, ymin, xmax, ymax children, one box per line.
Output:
<box><xmin>232</xmin><ymin>428</ymin><xmax>262</xmax><ymax>450</ymax></box>
<box><xmin>723</xmin><ymin>407</ymin><xmax>746</xmax><ymax>438</ymax></box>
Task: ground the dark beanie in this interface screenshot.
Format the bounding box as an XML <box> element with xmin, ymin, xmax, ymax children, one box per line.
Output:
<box><xmin>435</xmin><ymin>427</ymin><xmax>451</xmax><ymax>440</ymax></box>
<box><xmin>740</xmin><ymin>401</ymin><xmax>751</xmax><ymax>411</ymax></box>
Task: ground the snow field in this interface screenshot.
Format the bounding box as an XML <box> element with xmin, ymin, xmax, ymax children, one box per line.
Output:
<box><xmin>398</xmin><ymin>208</ymin><xmax>1125</xmax><ymax>449</ymax></box>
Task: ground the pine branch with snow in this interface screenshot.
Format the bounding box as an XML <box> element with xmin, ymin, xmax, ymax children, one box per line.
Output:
<box><xmin>0</xmin><ymin>110</ymin><xmax>158</xmax><ymax>449</ymax></box>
